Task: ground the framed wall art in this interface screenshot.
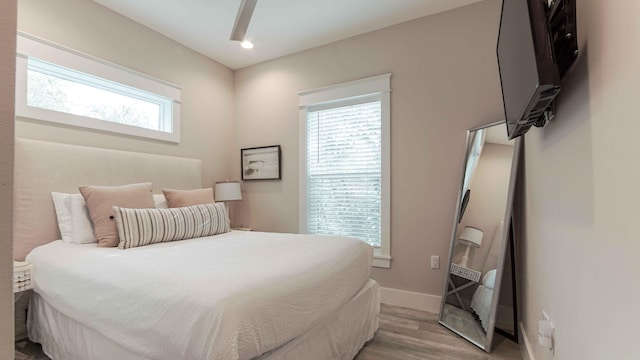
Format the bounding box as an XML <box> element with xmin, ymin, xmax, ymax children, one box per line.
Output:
<box><xmin>241</xmin><ymin>145</ymin><xmax>281</xmax><ymax>180</ymax></box>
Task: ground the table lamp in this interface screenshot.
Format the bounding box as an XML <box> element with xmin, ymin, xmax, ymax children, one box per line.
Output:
<box><xmin>457</xmin><ymin>226</ymin><xmax>483</xmax><ymax>268</ymax></box>
<box><xmin>215</xmin><ymin>181</ymin><xmax>242</xmax><ymax>217</ymax></box>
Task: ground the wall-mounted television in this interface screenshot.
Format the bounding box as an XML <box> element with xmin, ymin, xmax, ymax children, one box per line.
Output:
<box><xmin>497</xmin><ymin>0</ymin><xmax>578</xmax><ymax>140</ymax></box>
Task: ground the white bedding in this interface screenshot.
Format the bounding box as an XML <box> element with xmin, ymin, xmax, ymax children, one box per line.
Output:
<box><xmin>26</xmin><ymin>231</ymin><xmax>373</xmax><ymax>360</ymax></box>
<box><xmin>471</xmin><ymin>268</ymin><xmax>497</xmax><ymax>332</ymax></box>
<box><xmin>471</xmin><ymin>284</ymin><xmax>492</xmax><ymax>332</ymax></box>
<box><xmin>28</xmin><ymin>280</ymin><xmax>379</xmax><ymax>360</ymax></box>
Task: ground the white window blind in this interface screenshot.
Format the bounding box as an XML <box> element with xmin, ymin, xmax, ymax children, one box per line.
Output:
<box><xmin>299</xmin><ymin>73</ymin><xmax>391</xmax><ymax>268</ymax></box>
<box><xmin>306</xmin><ymin>99</ymin><xmax>382</xmax><ymax>247</ymax></box>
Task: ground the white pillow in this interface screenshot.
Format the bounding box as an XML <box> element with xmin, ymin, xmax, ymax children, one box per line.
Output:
<box><xmin>52</xmin><ymin>192</ymin><xmax>96</xmax><ymax>244</ymax></box>
<box><xmin>51</xmin><ymin>192</ymin><xmax>73</xmax><ymax>242</ymax></box>
<box><xmin>153</xmin><ymin>193</ymin><xmax>168</xmax><ymax>208</ymax></box>
<box><xmin>69</xmin><ymin>195</ymin><xmax>96</xmax><ymax>244</ymax></box>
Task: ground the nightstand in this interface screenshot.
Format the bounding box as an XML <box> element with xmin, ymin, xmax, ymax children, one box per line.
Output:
<box><xmin>447</xmin><ymin>263</ymin><xmax>481</xmax><ymax>311</ymax></box>
<box><xmin>232</xmin><ymin>227</ymin><xmax>253</xmax><ymax>231</ymax></box>
<box><xmin>14</xmin><ymin>261</ymin><xmax>33</xmax><ymax>300</ymax></box>
<box><xmin>14</xmin><ymin>261</ymin><xmax>33</xmax><ymax>343</ymax></box>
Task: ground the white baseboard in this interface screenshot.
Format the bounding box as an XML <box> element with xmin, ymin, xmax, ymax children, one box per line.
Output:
<box><xmin>379</xmin><ymin>287</ymin><xmax>441</xmax><ymax>313</ymax></box>
<box><xmin>519</xmin><ymin>322</ymin><xmax>535</xmax><ymax>360</ymax></box>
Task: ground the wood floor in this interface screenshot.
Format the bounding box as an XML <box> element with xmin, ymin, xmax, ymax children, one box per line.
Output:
<box><xmin>17</xmin><ymin>303</ymin><xmax>522</xmax><ymax>360</ymax></box>
<box><xmin>355</xmin><ymin>304</ymin><xmax>522</xmax><ymax>360</ymax></box>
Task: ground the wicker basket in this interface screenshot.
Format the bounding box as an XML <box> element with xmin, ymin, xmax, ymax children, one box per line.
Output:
<box><xmin>13</xmin><ymin>262</ymin><xmax>33</xmax><ymax>293</ymax></box>
<box><xmin>450</xmin><ymin>263</ymin><xmax>481</xmax><ymax>283</ymax></box>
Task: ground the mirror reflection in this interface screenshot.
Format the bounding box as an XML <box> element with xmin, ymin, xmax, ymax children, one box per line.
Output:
<box><xmin>439</xmin><ymin>121</ymin><xmax>520</xmax><ymax>351</ymax></box>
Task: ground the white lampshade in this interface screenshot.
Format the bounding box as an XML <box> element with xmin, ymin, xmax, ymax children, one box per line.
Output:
<box><xmin>458</xmin><ymin>226</ymin><xmax>483</xmax><ymax>247</ymax></box>
<box><xmin>457</xmin><ymin>226</ymin><xmax>483</xmax><ymax>268</ymax></box>
<box><xmin>215</xmin><ymin>181</ymin><xmax>242</xmax><ymax>202</ymax></box>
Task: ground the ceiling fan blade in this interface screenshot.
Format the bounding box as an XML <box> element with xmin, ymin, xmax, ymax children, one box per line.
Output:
<box><xmin>230</xmin><ymin>0</ymin><xmax>258</xmax><ymax>41</ymax></box>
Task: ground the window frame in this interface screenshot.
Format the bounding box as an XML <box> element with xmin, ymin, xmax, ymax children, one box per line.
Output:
<box><xmin>298</xmin><ymin>74</ymin><xmax>391</xmax><ymax>268</ymax></box>
<box><xmin>15</xmin><ymin>32</ymin><xmax>182</xmax><ymax>143</ymax></box>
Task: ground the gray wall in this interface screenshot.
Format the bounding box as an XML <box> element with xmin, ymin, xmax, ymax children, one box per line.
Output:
<box><xmin>0</xmin><ymin>0</ymin><xmax>16</xmax><ymax>357</ymax></box>
<box><xmin>16</xmin><ymin>0</ymin><xmax>237</xmax><ymax>187</ymax></box>
<box><xmin>233</xmin><ymin>0</ymin><xmax>505</xmax><ymax>296</ymax></box>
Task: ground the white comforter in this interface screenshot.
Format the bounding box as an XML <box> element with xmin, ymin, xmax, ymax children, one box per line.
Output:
<box><xmin>27</xmin><ymin>231</ymin><xmax>373</xmax><ymax>360</ymax></box>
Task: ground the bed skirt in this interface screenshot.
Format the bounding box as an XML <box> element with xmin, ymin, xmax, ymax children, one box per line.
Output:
<box><xmin>28</xmin><ymin>279</ymin><xmax>380</xmax><ymax>360</ymax></box>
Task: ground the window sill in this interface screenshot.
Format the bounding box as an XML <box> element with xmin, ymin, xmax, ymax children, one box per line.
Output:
<box><xmin>373</xmin><ymin>249</ymin><xmax>391</xmax><ymax>268</ymax></box>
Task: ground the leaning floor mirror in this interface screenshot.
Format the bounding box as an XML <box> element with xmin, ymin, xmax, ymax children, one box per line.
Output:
<box><xmin>439</xmin><ymin>121</ymin><xmax>521</xmax><ymax>352</ymax></box>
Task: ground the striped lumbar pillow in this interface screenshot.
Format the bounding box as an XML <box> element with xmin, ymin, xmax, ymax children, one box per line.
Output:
<box><xmin>112</xmin><ymin>202</ymin><xmax>229</xmax><ymax>249</ymax></box>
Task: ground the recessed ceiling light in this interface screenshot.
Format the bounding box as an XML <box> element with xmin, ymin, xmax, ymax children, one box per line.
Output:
<box><xmin>241</xmin><ymin>40</ymin><xmax>254</xmax><ymax>49</ymax></box>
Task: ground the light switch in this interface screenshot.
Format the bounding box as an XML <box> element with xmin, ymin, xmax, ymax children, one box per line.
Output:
<box><xmin>430</xmin><ymin>255</ymin><xmax>440</xmax><ymax>269</ymax></box>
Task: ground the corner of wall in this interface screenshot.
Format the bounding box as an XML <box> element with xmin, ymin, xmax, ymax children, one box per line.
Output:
<box><xmin>0</xmin><ymin>0</ymin><xmax>17</xmax><ymax>357</ymax></box>
<box><xmin>518</xmin><ymin>322</ymin><xmax>535</xmax><ymax>360</ymax></box>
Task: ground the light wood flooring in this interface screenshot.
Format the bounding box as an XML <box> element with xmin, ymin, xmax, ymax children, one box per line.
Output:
<box><xmin>17</xmin><ymin>303</ymin><xmax>522</xmax><ymax>360</ymax></box>
<box><xmin>440</xmin><ymin>303</ymin><xmax>490</xmax><ymax>346</ymax></box>
<box><xmin>355</xmin><ymin>303</ymin><xmax>522</xmax><ymax>360</ymax></box>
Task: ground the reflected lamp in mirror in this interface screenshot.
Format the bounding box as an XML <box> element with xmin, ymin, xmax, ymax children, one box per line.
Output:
<box><xmin>457</xmin><ymin>226</ymin><xmax>483</xmax><ymax>268</ymax></box>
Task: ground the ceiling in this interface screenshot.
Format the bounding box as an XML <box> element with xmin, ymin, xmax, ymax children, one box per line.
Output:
<box><xmin>94</xmin><ymin>0</ymin><xmax>485</xmax><ymax>70</ymax></box>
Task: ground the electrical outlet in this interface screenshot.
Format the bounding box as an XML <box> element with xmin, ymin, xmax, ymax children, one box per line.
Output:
<box><xmin>539</xmin><ymin>311</ymin><xmax>555</xmax><ymax>352</ymax></box>
<box><xmin>430</xmin><ymin>255</ymin><xmax>440</xmax><ymax>269</ymax></box>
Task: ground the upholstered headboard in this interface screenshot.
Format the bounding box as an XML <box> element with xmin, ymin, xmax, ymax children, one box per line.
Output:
<box><xmin>13</xmin><ymin>138</ymin><xmax>203</xmax><ymax>260</ymax></box>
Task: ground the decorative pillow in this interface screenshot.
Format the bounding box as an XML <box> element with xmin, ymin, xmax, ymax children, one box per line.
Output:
<box><xmin>113</xmin><ymin>202</ymin><xmax>229</xmax><ymax>249</ymax></box>
<box><xmin>163</xmin><ymin>187</ymin><xmax>214</xmax><ymax>208</ymax></box>
<box><xmin>79</xmin><ymin>183</ymin><xmax>155</xmax><ymax>247</ymax></box>
<box><xmin>52</xmin><ymin>192</ymin><xmax>166</xmax><ymax>245</ymax></box>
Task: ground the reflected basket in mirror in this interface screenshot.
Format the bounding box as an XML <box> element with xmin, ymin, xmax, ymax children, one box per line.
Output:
<box><xmin>450</xmin><ymin>263</ymin><xmax>481</xmax><ymax>283</ymax></box>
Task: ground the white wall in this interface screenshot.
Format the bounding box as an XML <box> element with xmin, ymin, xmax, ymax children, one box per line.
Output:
<box><xmin>519</xmin><ymin>0</ymin><xmax>640</xmax><ymax>358</ymax></box>
<box><xmin>0</xmin><ymin>1</ymin><xmax>16</xmax><ymax>357</ymax></box>
<box><xmin>16</xmin><ymin>0</ymin><xmax>236</xmax><ymax>186</ymax></box>
<box><xmin>234</xmin><ymin>0</ymin><xmax>505</xmax><ymax>296</ymax></box>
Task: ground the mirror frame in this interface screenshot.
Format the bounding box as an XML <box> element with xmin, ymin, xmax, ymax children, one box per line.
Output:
<box><xmin>438</xmin><ymin>121</ymin><xmax>521</xmax><ymax>352</ymax></box>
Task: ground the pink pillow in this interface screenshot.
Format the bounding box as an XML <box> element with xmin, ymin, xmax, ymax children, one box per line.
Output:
<box><xmin>163</xmin><ymin>187</ymin><xmax>214</xmax><ymax>208</ymax></box>
<box><xmin>79</xmin><ymin>183</ymin><xmax>155</xmax><ymax>247</ymax></box>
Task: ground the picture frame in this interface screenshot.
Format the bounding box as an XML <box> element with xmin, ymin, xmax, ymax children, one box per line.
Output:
<box><xmin>241</xmin><ymin>145</ymin><xmax>281</xmax><ymax>180</ymax></box>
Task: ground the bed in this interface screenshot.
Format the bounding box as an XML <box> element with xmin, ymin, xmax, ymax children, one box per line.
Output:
<box><xmin>14</xmin><ymin>138</ymin><xmax>379</xmax><ymax>360</ymax></box>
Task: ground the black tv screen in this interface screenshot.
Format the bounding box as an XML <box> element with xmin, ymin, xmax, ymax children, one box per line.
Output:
<box><xmin>497</xmin><ymin>0</ymin><xmax>562</xmax><ymax>139</ymax></box>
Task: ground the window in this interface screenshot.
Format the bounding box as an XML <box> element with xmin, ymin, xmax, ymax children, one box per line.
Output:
<box><xmin>299</xmin><ymin>74</ymin><xmax>391</xmax><ymax>268</ymax></box>
<box><xmin>16</xmin><ymin>33</ymin><xmax>181</xmax><ymax>142</ymax></box>
<box><xmin>306</xmin><ymin>100</ymin><xmax>382</xmax><ymax>246</ymax></box>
